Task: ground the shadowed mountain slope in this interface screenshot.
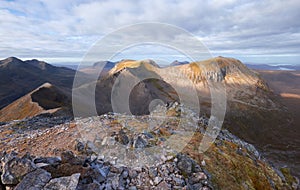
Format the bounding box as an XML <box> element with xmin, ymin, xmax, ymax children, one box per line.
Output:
<box><xmin>0</xmin><ymin>83</ymin><xmax>72</xmax><ymax>122</ymax></box>
<box><xmin>0</xmin><ymin>57</ymin><xmax>91</xmax><ymax>109</ymax></box>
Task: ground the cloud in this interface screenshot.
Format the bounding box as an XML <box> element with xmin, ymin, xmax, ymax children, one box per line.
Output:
<box><xmin>0</xmin><ymin>0</ymin><xmax>299</xmax><ymax>64</ymax></box>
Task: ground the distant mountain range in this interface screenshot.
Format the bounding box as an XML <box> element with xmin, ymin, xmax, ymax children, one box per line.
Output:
<box><xmin>55</xmin><ymin>61</ymin><xmax>300</xmax><ymax>71</ymax></box>
<box><xmin>79</xmin><ymin>60</ymin><xmax>116</xmax><ymax>76</ymax></box>
<box><xmin>246</xmin><ymin>63</ymin><xmax>300</xmax><ymax>71</ymax></box>
<box><xmin>170</xmin><ymin>60</ymin><xmax>189</xmax><ymax>66</ymax></box>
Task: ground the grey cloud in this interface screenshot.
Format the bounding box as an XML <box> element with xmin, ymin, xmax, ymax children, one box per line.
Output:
<box><xmin>0</xmin><ymin>0</ymin><xmax>299</xmax><ymax>63</ymax></box>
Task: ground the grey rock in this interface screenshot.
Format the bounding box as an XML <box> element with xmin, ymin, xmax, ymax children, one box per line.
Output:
<box><xmin>76</xmin><ymin>181</ymin><xmax>101</xmax><ymax>190</ymax></box>
<box><xmin>176</xmin><ymin>154</ymin><xmax>193</xmax><ymax>175</ymax></box>
<box><xmin>15</xmin><ymin>168</ymin><xmax>51</xmax><ymax>190</ymax></box>
<box><xmin>1</xmin><ymin>157</ymin><xmax>36</xmax><ymax>185</ymax></box>
<box><xmin>134</xmin><ymin>136</ymin><xmax>147</xmax><ymax>149</ymax></box>
<box><xmin>110</xmin><ymin>175</ymin><xmax>119</xmax><ymax>189</ymax></box>
<box><xmin>1</xmin><ymin>151</ymin><xmax>18</xmax><ymax>165</ymax></box>
<box><xmin>105</xmin><ymin>182</ymin><xmax>113</xmax><ymax>190</ymax></box>
<box><xmin>82</xmin><ymin>165</ymin><xmax>106</xmax><ymax>183</ymax></box>
<box><xmin>43</xmin><ymin>173</ymin><xmax>80</xmax><ymax>190</ymax></box>
<box><xmin>193</xmin><ymin>164</ymin><xmax>202</xmax><ymax>173</ymax></box>
<box><xmin>128</xmin><ymin>186</ymin><xmax>137</xmax><ymax>190</ymax></box>
<box><xmin>143</xmin><ymin>132</ymin><xmax>154</xmax><ymax>139</ymax></box>
<box><xmin>148</xmin><ymin>167</ymin><xmax>158</xmax><ymax>179</ymax></box>
<box><xmin>129</xmin><ymin>170</ymin><xmax>138</xmax><ymax>179</ymax></box>
<box><xmin>156</xmin><ymin>181</ymin><xmax>170</xmax><ymax>189</ymax></box>
<box><xmin>154</xmin><ymin>176</ymin><xmax>162</xmax><ymax>185</ymax></box>
<box><xmin>121</xmin><ymin>169</ymin><xmax>129</xmax><ymax>179</ymax></box>
<box><xmin>100</xmin><ymin>166</ymin><xmax>110</xmax><ymax>178</ymax></box>
<box><xmin>34</xmin><ymin>157</ymin><xmax>61</xmax><ymax>166</ymax></box>
<box><xmin>191</xmin><ymin>183</ymin><xmax>203</xmax><ymax>190</ymax></box>
<box><xmin>172</xmin><ymin>177</ymin><xmax>185</xmax><ymax>186</ymax></box>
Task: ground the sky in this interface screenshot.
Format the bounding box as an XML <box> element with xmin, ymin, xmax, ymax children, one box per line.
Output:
<box><xmin>0</xmin><ymin>0</ymin><xmax>300</xmax><ymax>65</ymax></box>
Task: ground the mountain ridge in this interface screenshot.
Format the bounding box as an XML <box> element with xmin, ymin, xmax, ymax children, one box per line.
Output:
<box><xmin>0</xmin><ymin>57</ymin><xmax>91</xmax><ymax>110</ymax></box>
<box><xmin>0</xmin><ymin>82</ymin><xmax>72</xmax><ymax>122</ymax></box>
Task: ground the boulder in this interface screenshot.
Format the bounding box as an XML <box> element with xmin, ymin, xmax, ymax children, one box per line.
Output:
<box><xmin>176</xmin><ymin>154</ymin><xmax>193</xmax><ymax>176</ymax></box>
<box><xmin>14</xmin><ymin>168</ymin><xmax>51</xmax><ymax>190</ymax></box>
<box><xmin>43</xmin><ymin>173</ymin><xmax>80</xmax><ymax>190</ymax></box>
<box><xmin>1</xmin><ymin>157</ymin><xmax>36</xmax><ymax>185</ymax></box>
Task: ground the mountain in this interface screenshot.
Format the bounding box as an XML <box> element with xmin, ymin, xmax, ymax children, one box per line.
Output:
<box><xmin>0</xmin><ymin>57</ymin><xmax>91</xmax><ymax>110</ymax></box>
<box><xmin>79</xmin><ymin>60</ymin><xmax>116</xmax><ymax>76</ymax></box>
<box><xmin>0</xmin><ymin>56</ymin><xmax>298</xmax><ymax>188</ymax></box>
<box><xmin>74</xmin><ymin>56</ymin><xmax>277</xmax><ymax>116</ymax></box>
<box><xmin>0</xmin><ymin>83</ymin><xmax>72</xmax><ymax>122</ymax></box>
<box><xmin>170</xmin><ymin>60</ymin><xmax>189</xmax><ymax>66</ymax></box>
<box><xmin>246</xmin><ymin>63</ymin><xmax>300</xmax><ymax>71</ymax></box>
<box><xmin>73</xmin><ymin>59</ymin><xmax>169</xmax><ymax>116</ymax></box>
<box><xmin>72</xmin><ymin>56</ymin><xmax>300</xmax><ymax>178</ymax></box>
<box><xmin>256</xmin><ymin>70</ymin><xmax>300</xmax><ymax>177</ymax></box>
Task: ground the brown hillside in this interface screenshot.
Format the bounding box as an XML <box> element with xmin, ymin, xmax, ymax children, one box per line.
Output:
<box><xmin>0</xmin><ymin>83</ymin><xmax>71</xmax><ymax>122</ymax></box>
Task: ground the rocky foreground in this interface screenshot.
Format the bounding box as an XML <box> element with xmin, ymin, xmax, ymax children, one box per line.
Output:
<box><xmin>0</xmin><ymin>150</ymin><xmax>213</xmax><ymax>190</ymax></box>
<box><xmin>0</xmin><ymin>103</ymin><xmax>298</xmax><ymax>189</ymax></box>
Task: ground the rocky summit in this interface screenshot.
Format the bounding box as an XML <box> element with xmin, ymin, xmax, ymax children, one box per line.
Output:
<box><xmin>0</xmin><ymin>150</ymin><xmax>212</xmax><ymax>190</ymax></box>
<box><xmin>0</xmin><ymin>103</ymin><xmax>298</xmax><ymax>190</ymax></box>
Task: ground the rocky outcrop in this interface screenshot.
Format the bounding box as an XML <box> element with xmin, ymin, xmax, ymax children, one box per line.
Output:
<box><xmin>1</xmin><ymin>153</ymin><xmax>36</xmax><ymax>185</ymax></box>
<box><xmin>14</xmin><ymin>168</ymin><xmax>51</xmax><ymax>190</ymax></box>
<box><xmin>0</xmin><ymin>103</ymin><xmax>298</xmax><ymax>189</ymax></box>
<box><xmin>43</xmin><ymin>173</ymin><xmax>80</xmax><ymax>190</ymax></box>
<box><xmin>0</xmin><ymin>150</ymin><xmax>212</xmax><ymax>190</ymax></box>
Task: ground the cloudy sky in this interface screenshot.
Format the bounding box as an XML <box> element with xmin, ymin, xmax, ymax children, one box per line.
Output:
<box><xmin>0</xmin><ymin>0</ymin><xmax>300</xmax><ymax>65</ymax></box>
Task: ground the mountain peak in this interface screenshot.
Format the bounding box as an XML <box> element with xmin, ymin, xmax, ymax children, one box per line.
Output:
<box><xmin>170</xmin><ymin>60</ymin><xmax>189</xmax><ymax>66</ymax></box>
<box><xmin>24</xmin><ymin>59</ymin><xmax>53</xmax><ymax>70</ymax></box>
<box><xmin>0</xmin><ymin>57</ymin><xmax>24</xmax><ymax>67</ymax></box>
<box><xmin>109</xmin><ymin>59</ymin><xmax>159</xmax><ymax>74</ymax></box>
<box><xmin>93</xmin><ymin>61</ymin><xmax>115</xmax><ymax>67</ymax></box>
<box><xmin>6</xmin><ymin>56</ymin><xmax>22</xmax><ymax>61</ymax></box>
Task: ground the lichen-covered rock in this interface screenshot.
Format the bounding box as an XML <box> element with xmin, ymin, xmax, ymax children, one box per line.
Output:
<box><xmin>43</xmin><ymin>173</ymin><xmax>80</xmax><ymax>190</ymax></box>
<box><xmin>14</xmin><ymin>168</ymin><xmax>51</xmax><ymax>190</ymax></box>
<box><xmin>1</xmin><ymin>156</ymin><xmax>36</xmax><ymax>185</ymax></box>
<box><xmin>176</xmin><ymin>153</ymin><xmax>197</xmax><ymax>176</ymax></box>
